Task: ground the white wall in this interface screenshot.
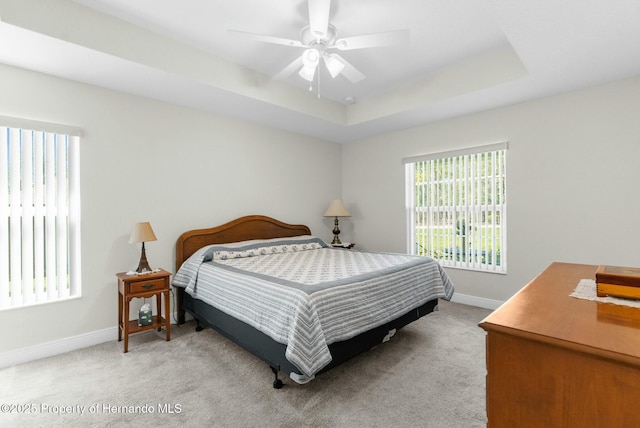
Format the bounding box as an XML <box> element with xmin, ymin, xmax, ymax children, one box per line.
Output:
<box><xmin>342</xmin><ymin>76</ymin><xmax>640</xmax><ymax>302</ymax></box>
<box><xmin>0</xmin><ymin>64</ymin><xmax>342</xmax><ymax>354</ymax></box>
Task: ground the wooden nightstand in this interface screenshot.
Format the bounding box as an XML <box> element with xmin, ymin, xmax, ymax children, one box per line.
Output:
<box><xmin>117</xmin><ymin>269</ymin><xmax>171</xmax><ymax>353</ymax></box>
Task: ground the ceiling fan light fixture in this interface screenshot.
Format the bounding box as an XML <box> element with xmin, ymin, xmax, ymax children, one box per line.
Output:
<box><xmin>299</xmin><ymin>65</ymin><xmax>316</xmax><ymax>82</ymax></box>
<box><xmin>324</xmin><ymin>54</ymin><xmax>345</xmax><ymax>78</ymax></box>
<box><xmin>302</xmin><ymin>48</ymin><xmax>320</xmax><ymax>68</ymax></box>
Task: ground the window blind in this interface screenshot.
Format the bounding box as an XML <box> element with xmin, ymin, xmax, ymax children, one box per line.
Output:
<box><xmin>1</xmin><ymin>118</ymin><xmax>81</xmax><ymax>309</ymax></box>
<box><xmin>405</xmin><ymin>142</ymin><xmax>507</xmax><ymax>273</ymax></box>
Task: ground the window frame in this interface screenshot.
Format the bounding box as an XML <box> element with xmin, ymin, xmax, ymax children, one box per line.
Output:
<box><xmin>404</xmin><ymin>142</ymin><xmax>507</xmax><ymax>274</ymax></box>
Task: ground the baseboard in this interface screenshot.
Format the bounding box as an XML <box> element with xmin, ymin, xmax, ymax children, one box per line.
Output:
<box><xmin>450</xmin><ymin>292</ymin><xmax>504</xmax><ymax>310</ymax></box>
<box><xmin>0</xmin><ymin>326</ymin><xmax>118</xmax><ymax>369</ymax></box>
<box><xmin>1</xmin><ymin>311</ymin><xmax>182</xmax><ymax>369</ymax></box>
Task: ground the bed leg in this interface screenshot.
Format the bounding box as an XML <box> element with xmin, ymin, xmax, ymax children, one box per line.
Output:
<box><xmin>195</xmin><ymin>319</ymin><xmax>203</xmax><ymax>332</ymax></box>
<box><xmin>271</xmin><ymin>366</ymin><xmax>283</xmax><ymax>389</ymax></box>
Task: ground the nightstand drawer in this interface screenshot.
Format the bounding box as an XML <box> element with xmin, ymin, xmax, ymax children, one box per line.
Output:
<box><xmin>129</xmin><ymin>278</ymin><xmax>167</xmax><ymax>294</ymax></box>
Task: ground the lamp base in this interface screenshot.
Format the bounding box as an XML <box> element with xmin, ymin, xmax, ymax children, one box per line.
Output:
<box><xmin>136</xmin><ymin>242</ymin><xmax>152</xmax><ymax>273</ymax></box>
<box><xmin>331</xmin><ymin>216</ymin><xmax>342</xmax><ymax>246</ymax></box>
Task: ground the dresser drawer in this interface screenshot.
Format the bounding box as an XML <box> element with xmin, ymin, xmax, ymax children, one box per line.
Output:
<box><xmin>129</xmin><ymin>278</ymin><xmax>167</xmax><ymax>294</ymax></box>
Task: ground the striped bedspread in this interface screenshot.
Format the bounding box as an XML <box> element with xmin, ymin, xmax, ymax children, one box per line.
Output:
<box><xmin>173</xmin><ymin>236</ymin><xmax>454</xmax><ymax>378</ymax></box>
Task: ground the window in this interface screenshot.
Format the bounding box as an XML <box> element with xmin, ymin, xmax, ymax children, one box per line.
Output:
<box><xmin>1</xmin><ymin>116</ymin><xmax>81</xmax><ymax>309</ymax></box>
<box><xmin>404</xmin><ymin>142</ymin><xmax>507</xmax><ymax>273</ymax></box>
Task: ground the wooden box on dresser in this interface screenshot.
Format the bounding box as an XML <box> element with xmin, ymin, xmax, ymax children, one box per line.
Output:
<box><xmin>479</xmin><ymin>262</ymin><xmax>640</xmax><ymax>427</ymax></box>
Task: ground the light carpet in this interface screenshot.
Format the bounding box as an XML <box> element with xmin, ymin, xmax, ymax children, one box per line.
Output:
<box><xmin>0</xmin><ymin>300</ymin><xmax>490</xmax><ymax>428</ymax></box>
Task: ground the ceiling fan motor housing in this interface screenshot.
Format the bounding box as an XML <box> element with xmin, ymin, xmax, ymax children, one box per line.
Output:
<box><xmin>301</xmin><ymin>24</ymin><xmax>337</xmax><ymax>46</ymax></box>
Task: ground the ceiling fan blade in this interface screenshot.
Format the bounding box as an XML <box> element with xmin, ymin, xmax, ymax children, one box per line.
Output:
<box><xmin>329</xmin><ymin>54</ymin><xmax>365</xmax><ymax>83</ymax></box>
<box><xmin>274</xmin><ymin>56</ymin><xmax>304</xmax><ymax>80</ymax></box>
<box><xmin>333</xmin><ymin>29</ymin><xmax>409</xmax><ymax>50</ymax></box>
<box><xmin>229</xmin><ymin>29</ymin><xmax>306</xmax><ymax>48</ymax></box>
<box><xmin>308</xmin><ymin>0</ymin><xmax>330</xmax><ymax>39</ymax></box>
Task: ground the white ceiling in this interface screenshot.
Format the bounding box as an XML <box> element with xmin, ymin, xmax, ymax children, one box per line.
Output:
<box><xmin>1</xmin><ymin>0</ymin><xmax>639</xmax><ymax>143</ymax></box>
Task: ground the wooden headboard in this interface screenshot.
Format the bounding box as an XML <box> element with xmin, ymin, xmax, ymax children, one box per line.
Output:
<box><xmin>175</xmin><ymin>215</ymin><xmax>311</xmax><ymax>272</ymax></box>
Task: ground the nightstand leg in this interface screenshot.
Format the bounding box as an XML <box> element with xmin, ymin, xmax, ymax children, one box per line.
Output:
<box><xmin>118</xmin><ymin>291</ymin><xmax>123</xmax><ymax>342</ymax></box>
<box><xmin>164</xmin><ymin>289</ymin><xmax>171</xmax><ymax>341</ymax></box>
<box><xmin>123</xmin><ymin>297</ymin><xmax>130</xmax><ymax>353</ymax></box>
<box><xmin>156</xmin><ymin>292</ymin><xmax>162</xmax><ymax>332</ymax></box>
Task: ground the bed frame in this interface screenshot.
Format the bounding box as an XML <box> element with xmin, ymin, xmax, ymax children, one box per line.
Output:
<box><xmin>174</xmin><ymin>215</ymin><xmax>439</xmax><ymax>388</ymax></box>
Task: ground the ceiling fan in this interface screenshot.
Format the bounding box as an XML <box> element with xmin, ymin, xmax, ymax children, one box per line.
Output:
<box><xmin>230</xmin><ymin>0</ymin><xmax>409</xmax><ymax>88</ymax></box>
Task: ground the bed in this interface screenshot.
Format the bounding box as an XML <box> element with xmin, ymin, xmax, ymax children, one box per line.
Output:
<box><xmin>172</xmin><ymin>215</ymin><xmax>454</xmax><ymax>388</ymax></box>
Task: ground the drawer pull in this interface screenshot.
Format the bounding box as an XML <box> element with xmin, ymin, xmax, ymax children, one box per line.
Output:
<box><xmin>142</xmin><ymin>283</ymin><xmax>155</xmax><ymax>289</ymax></box>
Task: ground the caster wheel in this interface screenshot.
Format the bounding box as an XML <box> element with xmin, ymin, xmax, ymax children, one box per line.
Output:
<box><xmin>195</xmin><ymin>325</ymin><xmax>203</xmax><ymax>332</ymax></box>
<box><xmin>273</xmin><ymin>379</ymin><xmax>283</xmax><ymax>389</ymax></box>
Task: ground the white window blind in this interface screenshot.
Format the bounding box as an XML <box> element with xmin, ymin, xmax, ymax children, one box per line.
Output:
<box><xmin>1</xmin><ymin>117</ymin><xmax>81</xmax><ymax>310</ymax></box>
<box><xmin>404</xmin><ymin>142</ymin><xmax>507</xmax><ymax>273</ymax></box>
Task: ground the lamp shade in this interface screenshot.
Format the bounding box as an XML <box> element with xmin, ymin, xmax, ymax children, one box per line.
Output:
<box><xmin>128</xmin><ymin>222</ymin><xmax>157</xmax><ymax>244</ymax></box>
<box><xmin>323</xmin><ymin>199</ymin><xmax>351</xmax><ymax>217</ymax></box>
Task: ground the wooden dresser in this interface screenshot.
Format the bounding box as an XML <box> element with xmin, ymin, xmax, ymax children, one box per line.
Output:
<box><xmin>479</xmin><ymin>262</ymin><xmax>640</xmax><ymax>427</ymax></box>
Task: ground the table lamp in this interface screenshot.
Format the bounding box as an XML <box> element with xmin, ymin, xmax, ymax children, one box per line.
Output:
<box><xmin>129</xmin><ymin>222</ymin><xmax>157</xmax><ymax>273</ymax></box>
<box><xmin>323</xmin><ymin>199</ymin><xmax>351</xmax><ymax>245</ymax></box>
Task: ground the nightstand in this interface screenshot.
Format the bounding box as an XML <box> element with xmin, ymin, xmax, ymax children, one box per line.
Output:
<box><xmin>116</xmin><ymin>269</ymin><xmax>171</xmax><ymax>353</ymax></box>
